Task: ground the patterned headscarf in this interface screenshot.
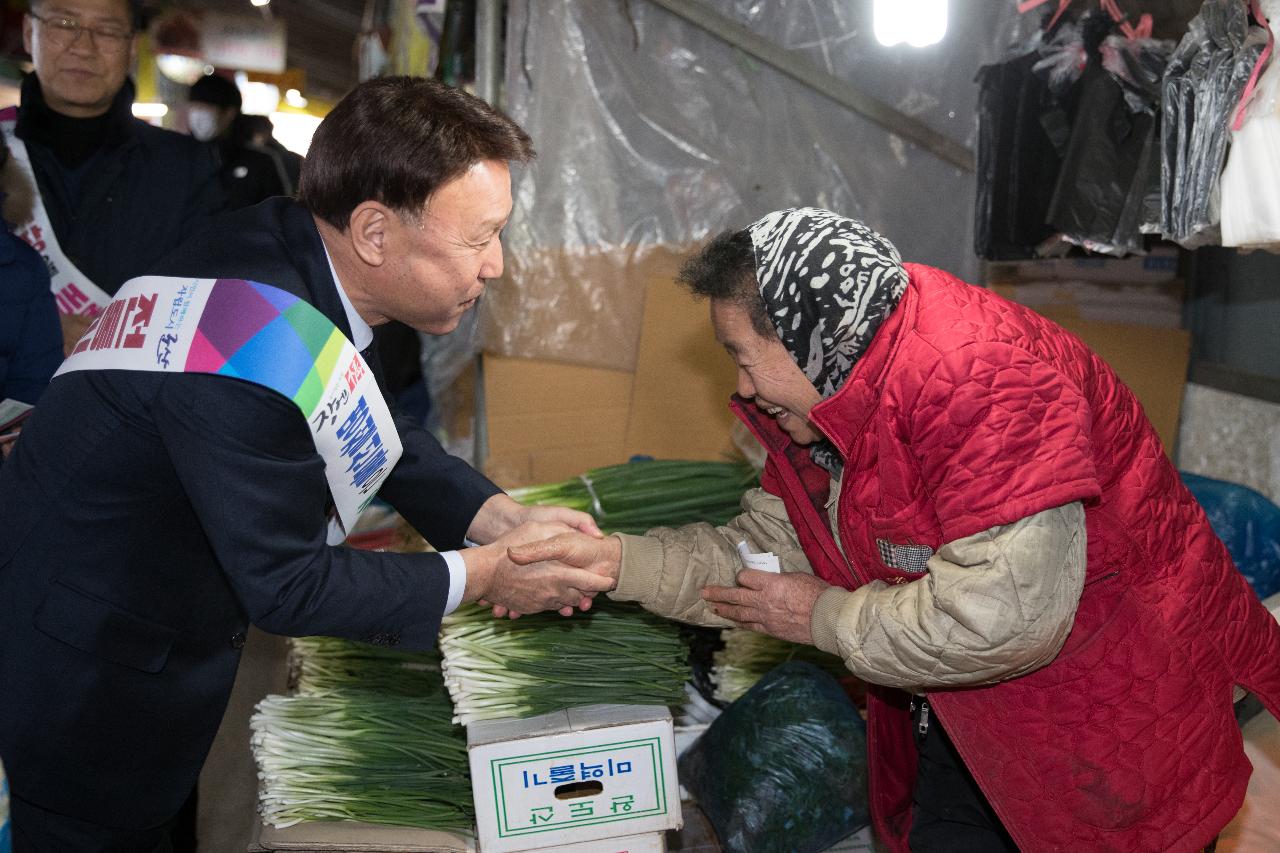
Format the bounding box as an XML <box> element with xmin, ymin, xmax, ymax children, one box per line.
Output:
<box><xmin>748</xmin><ymin>207</ymin><xmax>908</xmax><ymax>473</ymax></box>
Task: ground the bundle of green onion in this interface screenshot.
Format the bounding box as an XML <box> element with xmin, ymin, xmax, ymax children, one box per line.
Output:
<box><xmin>251</xmin><ymin>692</ymin><xmax>472</xmax><ymax>831</ymax></box>
<box><xmin>290</xmin><ymin>635</ymin><xmax>441</xmax><ymax>697</ymax></box>
<box><xmin>440</xmin><ymin>601</ymin><xmax>691</xmax><ymax>725</ymax></box>
<box><xmin>712</xmin><ymin>628</ymin><xmax>850</xmax><ymax>703</ymax></box>
<box><xmin>508</xmin><ymin>459</ymin><xmax>758</xmax><ymax>535</ymax></box>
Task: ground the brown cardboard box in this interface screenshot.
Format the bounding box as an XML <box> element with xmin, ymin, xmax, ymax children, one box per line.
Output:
<box><xmin>623</xmin><ymin>278</ymin><xmax>738</xmax><ymax>462</ymax></box>
<box><xmin>483</xmin><ymin>355</ymin><xmax>635</xmax><ymax>489</ymax></box>
<box><xmin>483</xmin><ymin>246</ymin><xmax>692</xmax><ymax>373</ymax></box>
<box><xmin>484</xmin><ymin>272</ymin><xmax>739</xmax><ymax>488</ymax></box>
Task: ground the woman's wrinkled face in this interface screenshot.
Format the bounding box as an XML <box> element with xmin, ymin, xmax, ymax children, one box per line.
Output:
<box><xmin>711</xmin><ymin>299</ymin><xmax>824</xmax><ymax>446</ymax></box>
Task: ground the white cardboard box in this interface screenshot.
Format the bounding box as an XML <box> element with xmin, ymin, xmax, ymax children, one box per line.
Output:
<box><xmin>540</xmin><ymin>832</ymin><xmax>665</xmax><ymax>853</ymax></box>
<box><xmin>467</xmin><ymin>705</ymin><xmax>681</xmax><ymax>853</ymax></box>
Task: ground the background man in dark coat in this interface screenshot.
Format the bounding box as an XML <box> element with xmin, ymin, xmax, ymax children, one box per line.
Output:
<box><xmin>0</xmin><ymin>75</ymin><xmax>609</xmax><ymax>852</ymax></box>
<box><xmin>13</xmin><ymin>0</ymin><xmax>223</xmax><ymax>347</ymax></box>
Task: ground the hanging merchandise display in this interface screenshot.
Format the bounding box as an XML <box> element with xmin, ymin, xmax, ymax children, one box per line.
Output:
<box><xmin>1101</xmin><ymin>33</ymin><xmax>1176</xmax><ymax>244</ymax></box>
<box><xmin>1161</xmin><ymin>0</ymin><xmax>1269</xmax><ymax>248</ymax></box>
<box><xmin>1220</xmin><ymin>0</ymin><xmax>1280</xmax><ymax>248</ymax></box>
<box><xmin>1045</xmin><ymin>17</ymin><xmax>1174</xmax><ymax>256</ymax></box>
<box><xmin>973</xmin><ymin>22</ymin><xmax>1082</xmax><ymax>260</ymax></box>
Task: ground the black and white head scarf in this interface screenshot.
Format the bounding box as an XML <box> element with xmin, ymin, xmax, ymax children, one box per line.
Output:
<box><xmin>748</xmin><ymin>207</ymin><xmax>908</xmax><ymax>474</ymax></box>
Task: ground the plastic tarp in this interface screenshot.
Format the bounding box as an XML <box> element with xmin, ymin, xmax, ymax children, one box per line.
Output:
<box><xmin>483</xmin><ymin>0</ymin><xmax>1031</xmax><ymax>370</ymax></box>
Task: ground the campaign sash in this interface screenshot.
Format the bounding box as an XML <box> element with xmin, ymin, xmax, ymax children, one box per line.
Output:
<box><xmin>0</xmin><ymin>106</ymin><xmax>112</xmax><ymax>317</ymax></box>
<box><xmin>55</xmin><ymin>276</ymin><xmax>403</xmax><ymax>534</ymax></box>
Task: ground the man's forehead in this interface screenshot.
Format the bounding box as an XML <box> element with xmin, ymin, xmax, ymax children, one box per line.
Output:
<box><xmin>39</xmin><ymin>0</ymin><xmax>132</xmax><ymax>23</ymax></box>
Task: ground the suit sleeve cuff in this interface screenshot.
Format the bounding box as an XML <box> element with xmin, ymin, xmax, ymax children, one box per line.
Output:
<box><xmin>811</xmin><ymin>585</ymin><xmax>853</xmax><ymax>655</ymax></box>
<box><xmin>439</xmin><ymin>550</ymin><xmax>466</xmax><ymax>615</ymax></box>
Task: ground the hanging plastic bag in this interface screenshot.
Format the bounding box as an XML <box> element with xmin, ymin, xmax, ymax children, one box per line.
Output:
<box><xmin>974</xmin><ymin>24</ymin><xmax>1083</xmax><ymax>260</ymax></box>
<box><xmin>1161</xmin><ymin>0</ymin><xmax>1268</xmax><ymax>248</ymax></box>
<box><xmin>1221</xmin><ymin>1</ymin><xmax>1280</xmax><ymax>247</ymax></box>
<box><xmin>1099</xmin><ymin>35</ymin><xmax>1177</xmax><ymax>239</ymax></box>
<box><xmin>1046</xmin><ymin>14</ymin><xmax>1159</xmax><ymax>256</ymax></box>
<box><xmin>678</xmin><ymin>661</ymin><xmax>870</xmax><ymax>853</ymax></box>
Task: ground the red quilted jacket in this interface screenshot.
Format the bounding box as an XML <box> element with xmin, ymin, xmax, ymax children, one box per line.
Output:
<box><xmin>734</xmin><ymin>264</ymin><xmax>1280</xmax><ymax>852</ymax></box>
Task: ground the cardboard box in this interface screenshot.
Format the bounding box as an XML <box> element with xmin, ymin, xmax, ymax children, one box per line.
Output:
<box><xmin>483</xmin><ymin>275</ymin><xmax>739</xmax><ymax>488</ymax></box>
<box><xmin>251</xmin><ymin>820</ymin><xmax>472</xmax><ymax>852</ymax></box>
<box><xmin>467</xmin><ymin>705</ymin><xmax>682</xmax><ymax>853</ymax></box>
<box><xmin>482</xmin><ymin>355</ymin><xmax>635</xmax><ymax>489</ymax></box>
<box><xmin>543</xmin><ymin>832</ymin><xmax>666</xmax><ymax>853</ymax></box>
<box><xmin>985</xmin><ymin>246</ymin><xmax>1179</xmax><ymax>285</ymax></box>
<box><xmin>989</xmin><ymin>278</ymin><xmax>1184</xmax><ymax>329</ymax></box>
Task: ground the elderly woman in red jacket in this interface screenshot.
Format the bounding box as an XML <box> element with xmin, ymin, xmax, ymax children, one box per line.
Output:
<box><xmin>512</xmin><ymin>207</ymin><xmax>1280</xmax><ymax>853</ymax></box>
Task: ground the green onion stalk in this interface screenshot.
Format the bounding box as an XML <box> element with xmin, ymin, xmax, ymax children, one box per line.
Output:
<box><xmin>251</xmin><ymin>693</ymin><xmax>473</xmax><ymax>831</ymax></box>
<box><xmin>290</xmin><ymin>636</ymin><xmax>442</xmax><ymax>698</ymax></box>
<box><xmin>441</xmin><ymin>601</ymin><xmax>691</xmax><ymax>725</ymax></box>
<box><xmin>712</xmin><ymin>628</ymin><xmax>851</xmax><ymax>703</ymax></box>
<box><xmin>507</xmin><ymin>459</ymin><xmax>758</xmax><ymax>535</ymax></box>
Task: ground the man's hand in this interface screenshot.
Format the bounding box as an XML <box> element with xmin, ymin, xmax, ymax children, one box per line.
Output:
<box><xmin>466</xmin><ymin>493</ymin><xmax>602</xmax><ymax>545</ymax></box>
<box><xmin>497</xmin><ymin>532</ymin><xmax>623</xmax><ymax>619</ymax></box>
<box><xmin>461</xmin><ymin>522</ymin><xmax>616</xmax><ymax>618</ymax></box>
<box><xmin>701</xmin><ymin>570</ymin><xmax>831</xmax><ymax>644</ymax></box>
<box><xmin>60</xmin><ymin>313</ymin><xmax>92</xmax><ymax>357</ymax></box>
<box><xmin>0</xmin><ymin>425</ymin><xmax>20</xmax><ymax>459</ymax></box>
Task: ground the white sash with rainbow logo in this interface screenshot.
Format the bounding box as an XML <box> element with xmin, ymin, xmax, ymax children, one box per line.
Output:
<box><xmin>56</xmin><ymin>276</ymin><xmax>402</xmax><ymax>536</ymax></box>
<box><xmin>0</xmin><ymin>106</ymin><xmax>112</xmax><ymax>317</ymax></box>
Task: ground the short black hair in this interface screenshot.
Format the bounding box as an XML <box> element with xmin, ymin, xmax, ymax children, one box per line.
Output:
<box><xmin>298</xmin><ymin>76</ymin><xmax>534</xmax><ymax>231</ymax></box>
<box><xmin>29</xmin><ymin>0</ymin><xmax>144</xmax><ymax>30</ymax></box>
<box><xmin>188</xmin><ymin>73</ymin><xmax>242</xmax><ymax>111</ymax></box>
<box><xmin>677</xmin><ymin>228</ymin><xmax>772</xmax><ymax>337</ymax></box>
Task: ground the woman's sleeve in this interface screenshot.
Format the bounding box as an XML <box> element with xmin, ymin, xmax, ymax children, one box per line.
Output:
<box><xmin>810</xmin><ymin>501</ymin><xmax>1086</xmax><ymax>691</ymax></box>
<box><xmin>608</xmin><ymin>486</ymin><xmax>815</xmax><ymax>626</ymax></box>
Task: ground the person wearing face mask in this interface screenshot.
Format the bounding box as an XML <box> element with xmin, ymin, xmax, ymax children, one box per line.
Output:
<box><xmin>509</xmin><ymin>208</ymin><xmax>1280</xmax><ymax>853</ymax></box>
<box><xmin>2</xmin><ymin>0</ymin><xmax>224</xmax><ymax>352</ymax></box>
<box><xmin>186</xmin><ymin>73</ymin><xmax>288</xmax><ymax>210</ymax></box>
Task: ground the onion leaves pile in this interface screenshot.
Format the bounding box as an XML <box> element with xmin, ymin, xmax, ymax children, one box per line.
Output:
<box><xmin>508</xmin><ymin>459</ymin><xmax>757</xmax><ymax>535</ymax></box>
<box><xmin>441</xmin><ymin>601</ymin><xmax>690</xmax><ymax>725</ymax></box>
<box><xmin>712</xmin><ymin>628</ymin><xmax>850</xmax><ymax>703</ymax></box>
<box><xmin>251</xmin><ymin>638</ymin><xmax>469</xmax><ymax>831</ymax></box>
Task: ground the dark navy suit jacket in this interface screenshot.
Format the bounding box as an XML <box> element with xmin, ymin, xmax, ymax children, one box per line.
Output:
<box><xmin>0</xmin><ymin>198</ymin><xmax>501</xmax><ymax>829</ymax></box>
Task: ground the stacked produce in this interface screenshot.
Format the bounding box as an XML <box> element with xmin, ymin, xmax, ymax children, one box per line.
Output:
<box><xmin>250</xmin><ymin>459</ymin><xmax>758</xmax><ymax>831</ymax></box>
<box><xmin>508</xmin><ymin>459</ymin><xmax>757</xmax><ymax>534</ymax></box>
<box><xmin>290</xmin><ymin>635</ymin><xmax>441</xmax><ymax>697</ymax></box>
<box><xmin>251</xmin><ymin>692</ymin><xmax>472</xmax><ymax>831</ymax></box>
<box><xmin>712</xmin><ymin>628</ymin><xmax>850</xmax><ymax>703</ymax></box>
<box><xmin>251</xmin><ymin>637</ymin><xmax>471</xmax><ymax>831</ymax></box>
<box><xmin>441</xmin><ymin>601</ymin><xmax>691</xmax><ymax>725</ymax></box>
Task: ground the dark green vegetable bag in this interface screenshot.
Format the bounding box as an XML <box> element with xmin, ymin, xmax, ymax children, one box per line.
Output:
<box><xmin>678</xmin><ymin>661</ymin><xmax>870</xmax><ymax>853</ymax></box>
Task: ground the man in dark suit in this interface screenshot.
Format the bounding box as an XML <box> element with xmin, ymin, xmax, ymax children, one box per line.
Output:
<box><xmin>0</xmin><ymin>76</ymin><xmax>610</xmax><ymax>852</ymax></box>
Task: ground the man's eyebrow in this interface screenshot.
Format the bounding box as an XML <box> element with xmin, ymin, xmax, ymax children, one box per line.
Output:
<box><xmin>44</xmin><ymin>5</ymin><xmax>129</xmax><ymax>23</ymax></box>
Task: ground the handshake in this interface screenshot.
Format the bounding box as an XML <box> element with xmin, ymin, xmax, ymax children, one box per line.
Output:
<box><xmin>459</xmin><ymin>513</ymin><xmax>624</xmax><ymax>619</ymax></box>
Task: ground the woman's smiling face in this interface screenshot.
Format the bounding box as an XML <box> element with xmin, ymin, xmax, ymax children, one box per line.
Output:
<box><xmin>711</xmin><ymin>298</ymin><xmax>823</xmax><ymax>445</ymax></box>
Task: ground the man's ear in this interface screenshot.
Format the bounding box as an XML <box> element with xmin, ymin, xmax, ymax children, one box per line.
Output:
<box><xmin>347</xmin><ymin>202</ymin><xmax>394</xmax><ymax>267</ymax></box>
